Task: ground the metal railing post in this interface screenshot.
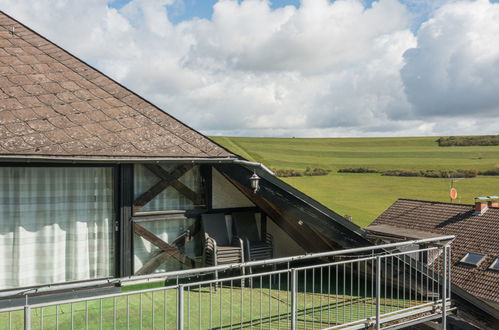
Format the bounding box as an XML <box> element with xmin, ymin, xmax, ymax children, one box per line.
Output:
<box><xmin>442</xmin><ymin>246</ymin><xmax>448</xmax><ymax>330</ymax></box>
<box><xmin>376</xmin><ymin>256</ymin><xmax>381</xmax><ymax>330</ymax></box>
<box><xmin>178</xmin><ymin>285</ymin><xmax>184</xmax><ymax>330</ymax></box>
<box><xmin>291</xmin><ymin>269</ymin><xmax>297</xmax><ymax>330</ymax></box>
<box><xmin>24</xmin><ymin>305</ymin><xmax>31</xmax><ymax>330</ymax></box>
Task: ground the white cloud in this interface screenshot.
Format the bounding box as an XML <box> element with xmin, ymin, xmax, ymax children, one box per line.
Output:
<box><xmin>401</xmin><ymin>0</ymin><xmax>499</xmax><ymax>118</ymax></box>
<box><xmin>1</xmin><ymin>0</ymin><xmax>499</xmax><ymax>137</ymax></box>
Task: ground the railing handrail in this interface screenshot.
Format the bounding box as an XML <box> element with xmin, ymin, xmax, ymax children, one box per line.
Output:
<box><xmin>0</xmin><ymin>235</ymin><xmax>454</xmax><ymax>298</ymax></box>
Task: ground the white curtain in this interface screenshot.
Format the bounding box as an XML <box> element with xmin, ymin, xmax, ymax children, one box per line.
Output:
<box><xmin>0</xmin><ymin>167</ymin><xmax>114</xmax><ymax>290</ymax></box>
<box><xmin>134</xmin><ymin>165</ymin><xmax>204</xmax><ymax>212</ymax></box>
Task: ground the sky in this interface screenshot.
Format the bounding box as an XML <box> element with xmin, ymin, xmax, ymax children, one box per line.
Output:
<box><xmin>2</xmin><ymin>0</ymin><xmax>499</xmax><ymax>137</ymax></box>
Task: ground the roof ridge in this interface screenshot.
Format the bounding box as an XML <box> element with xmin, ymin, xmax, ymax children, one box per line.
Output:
<box><xmin>0</xmin><ymin>10</ymin><xmax>235</xmax><ymax>159</ymax></box>
<box><xmin>397</xmin><ymin>198</ymin><xmax>474</xmax><ymax>207</ymax></box>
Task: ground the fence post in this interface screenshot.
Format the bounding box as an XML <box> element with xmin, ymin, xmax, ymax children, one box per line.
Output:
<box><xmin>291</xmin><ymin>269</ymin><xmax>297</xmax><ymax>330</ymax></box>
<box><xmin>442</xmin><ymin>246</ymin><xmax>447</xmax><ymax>330</ymax></box>
<box><xmin>376</xmin><ymin>256</ymin><xmax>381</xmax><ymax>330</ymax></box>
<box><xmin>24</xmin><ymin>305</ymin><xmax>31</xmax><ymax>330</ymax></box>
<box><xmin>177</xmin><ymin>285</ymin><xmax>184</xmax><ymax>330</ymax></box>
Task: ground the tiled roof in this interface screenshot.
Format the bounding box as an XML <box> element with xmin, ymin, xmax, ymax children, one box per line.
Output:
<box><xmin>0</xmin><ymin>11</ymin><xmax>233</xmax><ymax>159</ymax></box>
<box><xmin>371</xmin><ymin>198</ymin><xmax>499</xmax><ymax>304</ymax></box>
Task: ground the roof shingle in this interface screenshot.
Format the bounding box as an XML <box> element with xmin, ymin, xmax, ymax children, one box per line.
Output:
<box><xmin>371</xmin><ymin>198</ymin><xmax>499</xmax><ymax>304</ymax></box>
<box><xmin>0</xmin><ymin>11</ymin><xmax>233</xmax><ymax>159</ymax></box>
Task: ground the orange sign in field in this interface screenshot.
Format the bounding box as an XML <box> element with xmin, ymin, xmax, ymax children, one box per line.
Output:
<box><xmin>450</xmin><ymin>188</ymin><xmax>458</xmax><ymax>200</ymax></box>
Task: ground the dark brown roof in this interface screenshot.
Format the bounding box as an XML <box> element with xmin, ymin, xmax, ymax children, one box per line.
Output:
<box><xmin>370</xmin><ymin>198</ymin><xmax>499</xmax><ymax>304</ymax></box>
<box><xmin>0</xmin><ymin>11</ymin><xmax>233</xmax><ymax>159</ymax></box>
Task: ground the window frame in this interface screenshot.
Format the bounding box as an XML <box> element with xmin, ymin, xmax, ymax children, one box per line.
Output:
<box><xmin>460</xmin><ymin>252</ymin><xmax>486</xmax><ymax>267</ymax></box>
<box><xmin>489</xmin><ymin>258</ymin><xmax>499</xmax><ymax>271</ymax></box>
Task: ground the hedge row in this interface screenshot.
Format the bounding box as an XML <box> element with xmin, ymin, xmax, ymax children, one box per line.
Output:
<box><xmin>272</xmin><ymin>167</ymin><xmax>331</xmax><ymax>178</ymax></box>
<box><xmin>338</xmin><ymin>167</ymin><xmax>480</xmax><ymax>178</ymax></box>
<box><xmin>437</xmin><ymin>135</ymin><xmax>499</xmax><ymax>146</ymax></box>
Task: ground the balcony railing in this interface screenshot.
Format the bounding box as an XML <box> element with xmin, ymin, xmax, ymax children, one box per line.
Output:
<box><xmin>0</xmin><ymin>236</ymin><xmax>453</xmax><ymax>329</ymax></box>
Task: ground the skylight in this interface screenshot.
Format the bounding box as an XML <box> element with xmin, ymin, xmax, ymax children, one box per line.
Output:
<box><xmin>489</xmin><ymin>258</ymin><xmax>499</xmax><ymax>271</ymax></box>
<box><xmin>460</xmin><ymin>253</ymin><xmax>486</xmax><ymax>267</ymax></box>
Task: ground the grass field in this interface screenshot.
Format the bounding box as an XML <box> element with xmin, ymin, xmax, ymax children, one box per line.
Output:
<box><xmin>211</xmin><ymin>136</ymin><xmax>499</xmax><ymax>226</ymax></box>
<box><xmin>0</xmin><ymin>274</ymin><xmax>423</xmax><ymax>329</ymax></box>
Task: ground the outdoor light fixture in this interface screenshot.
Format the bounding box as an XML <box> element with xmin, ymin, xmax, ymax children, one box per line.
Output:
<box><xmin>250</xmin><ymin>171</ymin><xmax>260</xmax><ymax>193</ymax></box>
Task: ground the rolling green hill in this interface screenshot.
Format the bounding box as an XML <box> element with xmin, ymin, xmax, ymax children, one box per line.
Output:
<box><xmin>211</xmin><ymin>136</ymin><xmax>499</xmax><ymax>226</ymax></box>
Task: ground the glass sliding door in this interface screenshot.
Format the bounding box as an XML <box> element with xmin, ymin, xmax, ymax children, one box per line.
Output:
<box><xmin>0</xmin><ymin>167</ymin><xmax>115</xmax><ymax>290</ymax></box>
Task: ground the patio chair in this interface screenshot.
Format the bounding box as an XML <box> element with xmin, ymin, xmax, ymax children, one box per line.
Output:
<box><xmin>201</xmin><ymin>213</ymin><xmax>245</xmax><ymax>281</ymax></box>
<box><xmin>232</xmin><ymin>211</ymin><xmax>273</xmax><ymax>262</ymax></box>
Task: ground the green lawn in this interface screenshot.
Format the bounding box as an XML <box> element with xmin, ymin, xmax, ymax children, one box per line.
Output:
<box><xmin>211</xmin><ymin>136</ymin><xmax>499</xmax><ymax>226</ymax></box>
<box><xmin>0</xmin><ymin>275</ymin><xmax>425</xmax><ymax>329</ymax></box>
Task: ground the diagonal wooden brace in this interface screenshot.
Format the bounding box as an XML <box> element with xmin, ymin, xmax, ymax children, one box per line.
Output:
<box><xmin>134</xmin><ymin>223</ymin><xmax>199</xmax><ymax>275</ymax></box>
<box><xmin>144</xmin><ymin>164</ymin><xmax>204</xmax><ymax>206</ymax></box>
<box><xmin>133</xmin><ymin>164</ymin><xmax>194</xmax><ymax>213</ymax></box>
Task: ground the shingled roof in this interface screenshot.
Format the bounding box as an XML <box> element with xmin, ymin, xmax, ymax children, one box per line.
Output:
<box><xmin>370</xmin><ymin>198</ymin><xmax>499</xmax><ymax>305</ymax></box>
<box><xmin>0</xmin><ymin>11</ymin><xmax>234</xmax><ymax>160</ymax></box>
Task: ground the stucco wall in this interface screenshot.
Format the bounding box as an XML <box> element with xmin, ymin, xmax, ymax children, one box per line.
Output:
<box><xmin>212</xmin><ymin>169</ymin><xmax>254</xmax><ymax>209</ymax></box>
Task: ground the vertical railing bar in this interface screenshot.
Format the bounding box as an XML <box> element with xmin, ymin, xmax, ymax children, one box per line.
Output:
<box><xmin>312</xmin><ymin>267</ymin><xmax>315</xmax><ymax>329</ymax></box>
<box><xmin>139</xmin><ymin>293</ymin><xmax>143</xmax><ymax>330</ymax></box>
<box><xmin>250</xmin><ymin>274</ymin><xmax>253</xmax><ymax>329</ymax></box>
<box><xmin>209</xmin><ymin>284</ymin><xmax>213</xmax><ymax>329</ymax></box>
<box><xmin>376</xmin><ymin>256</ymin><xmax>381</xmax><ymax>330</ymax></box>
<box><xmin>71</xmin><ymin>303</ymin><xmax>74</xmax><ymax>330</ymax></box>
<box><xmin>260</xmin><ymin>275</ymin><xmax>263</xmax><ymax>329</ymax></box>
<box><xmin>222</xmin><ymin>282</ymin><xmax>223</xmax><ymax>329</ymax></box>
<box><xmin>123</xmin><ymin>295</ymin><xmax>126</xmax><ymax>330</ymax></box>
<box><xmin>442</xmin><ymin>246</ymin><xmax>448</xmax><ymax>330</ymax></box>
<box><xmin>113</xmin><ymin>297</ymin><xmax>117</xmax><ymax>330</ymax></box>
<box><xmin>328</xmin><ymin>265</ymin><xmax>331</xmax><ymax>327</ymax></box>
<box><xmin>358</xmin><ymin>261</ymin><xmax>360</xmax><ymax>320</ymax></box>
<box><xmin>448</xmin><ymin>247</ymin><xmax>452</xmax><ymax>299</ymax></box>
<box><xmin>291</xmin><ymin>269</ymin><xmax>297</xmax><ymax>330</ymax></box>
<box><xmin>8</xmin><ymin>310</ymin><xmax>12</xmax><ymax>330</ymax></box>
<box><xmin>391</xmin><ymin>256</ymin><xmax>394</xmax><ymax>313</ymax></box>
<box><xmin>278</xmin><ymin>272</ymin><xmax>281</xmax><ymax>330</ymax></box>
<box><xmin>350</xmin><ymin>262</ymin><xmax>354</xmax><ymax>322</ymax></box>
<box><xmin>198</xmin><ymin>285</ymin><xmax>202</xmax><ymax>330</ymax></box>
<box><xmin>269</xmin><ymin>274</ymin><xmax>272</xmax><ymax>329</ymax></box>
<box><xmin>40</xmin><ymin>306</ymin><xmax>44</xmax><ymax>330</ymax></box>
<box><xmin>230</xmin><ymin>280</ymin><xmax>233</xmax><ymax>329</ymax></box>
<box><xmin>335</xmin><ymin>264</ymin><xmax>338</xmax><ymax>326</ymax></box>
<box><xmin>240</xmin><ymin>280</ymin><xmax>243</xmax><ymax>329</ymax></box>
<box><xmin>304</xmin><ymin>269</ymin><xmax>307</xmax><ymax>329</ymax></box>
<box><xmin>56</xmin><ymin>305</ymin><xmax>59</xmax><ymax>330</ymax></box>
<box><xmin>320</xmin><ymin>266</ymin><xmax>323</xmax><ymax>327</ymax></box>
<box><xmin>397</xmin><ymin>256</ymin><xmax>400</xmax><ymax>311</ymax></box>
<box><xmin>287</xmin><ymin>269</ymin><xmax>290</xmax><ymax>329</ymax></box>
<box><xmin>85</xmin><ymin>301</ymin><xmax>88</xmax><ymax>330</ymax></box>
<box><xmin>177</xmin><ymin>285</ymin><xmax>184</xmax><ymax>330</ymax></box>
<box><xmin>364</xmin><ymin>260</ymin><xmax>367</xmax><ymax>320</ymax></box>
<box><xmin>152</xmin><ymin>291</ymin><xmax>155</xmax><ymax>330</ymax></box>
<box><xmin>343</xmin><ymin>263</ymin><xmax>346</xmax><ymax>324</ymax></box>
<box><xmin>384</xmin><ymin>256</ymin><xmax>387</xmax><ymax>314</ymax></box>
<box><xmin>99</xmin><ymin>299</ymin><xmax>103</xmax><ymax>330</ymax></box>
<box><xmin>163</xmin><ymin>289</ymin><xmax>167</xmax><ymax>330</ymax></box>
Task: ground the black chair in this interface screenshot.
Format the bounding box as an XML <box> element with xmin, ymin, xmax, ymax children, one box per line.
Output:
<box><xmin>201</xmin><ymin>213</ymin><xmax>245</xmax><ymax>281</ymax></box>
<box><xmin>232</xmin><ymin>211</ymin><xmax>273</xmax><ymax>262</ymax></box>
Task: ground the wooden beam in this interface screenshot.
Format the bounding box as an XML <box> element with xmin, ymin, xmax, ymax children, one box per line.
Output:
<box><xmin>133</xmin><ymin>223</ymin><xmax>199</xmax><ymax>274</ymax></box>
<box><xmin>144</xmin><ymin>164</ymin><xmax>204</xmax><ymax>206</ymax></box>
<box><xmin>133</xmin><ymin>164</ymin><xmax>193</xmax><ymax>213</ymax></box>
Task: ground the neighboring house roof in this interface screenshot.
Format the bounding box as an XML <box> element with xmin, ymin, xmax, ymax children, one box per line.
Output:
<box><xmin>369</xmin><ymin>198</ymin><xmax>499</xmax><ymax>304</ymax></box>
<box><xmin>0</xmin><ymin>11</ymin><xmax>233</xmax><ymax>160</ymax></box>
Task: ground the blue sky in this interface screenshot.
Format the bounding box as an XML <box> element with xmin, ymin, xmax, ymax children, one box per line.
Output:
<box><xmin>110</xmin><ymin>0</ymin><xmax>301</xmax><ymax>24</ymax></box>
